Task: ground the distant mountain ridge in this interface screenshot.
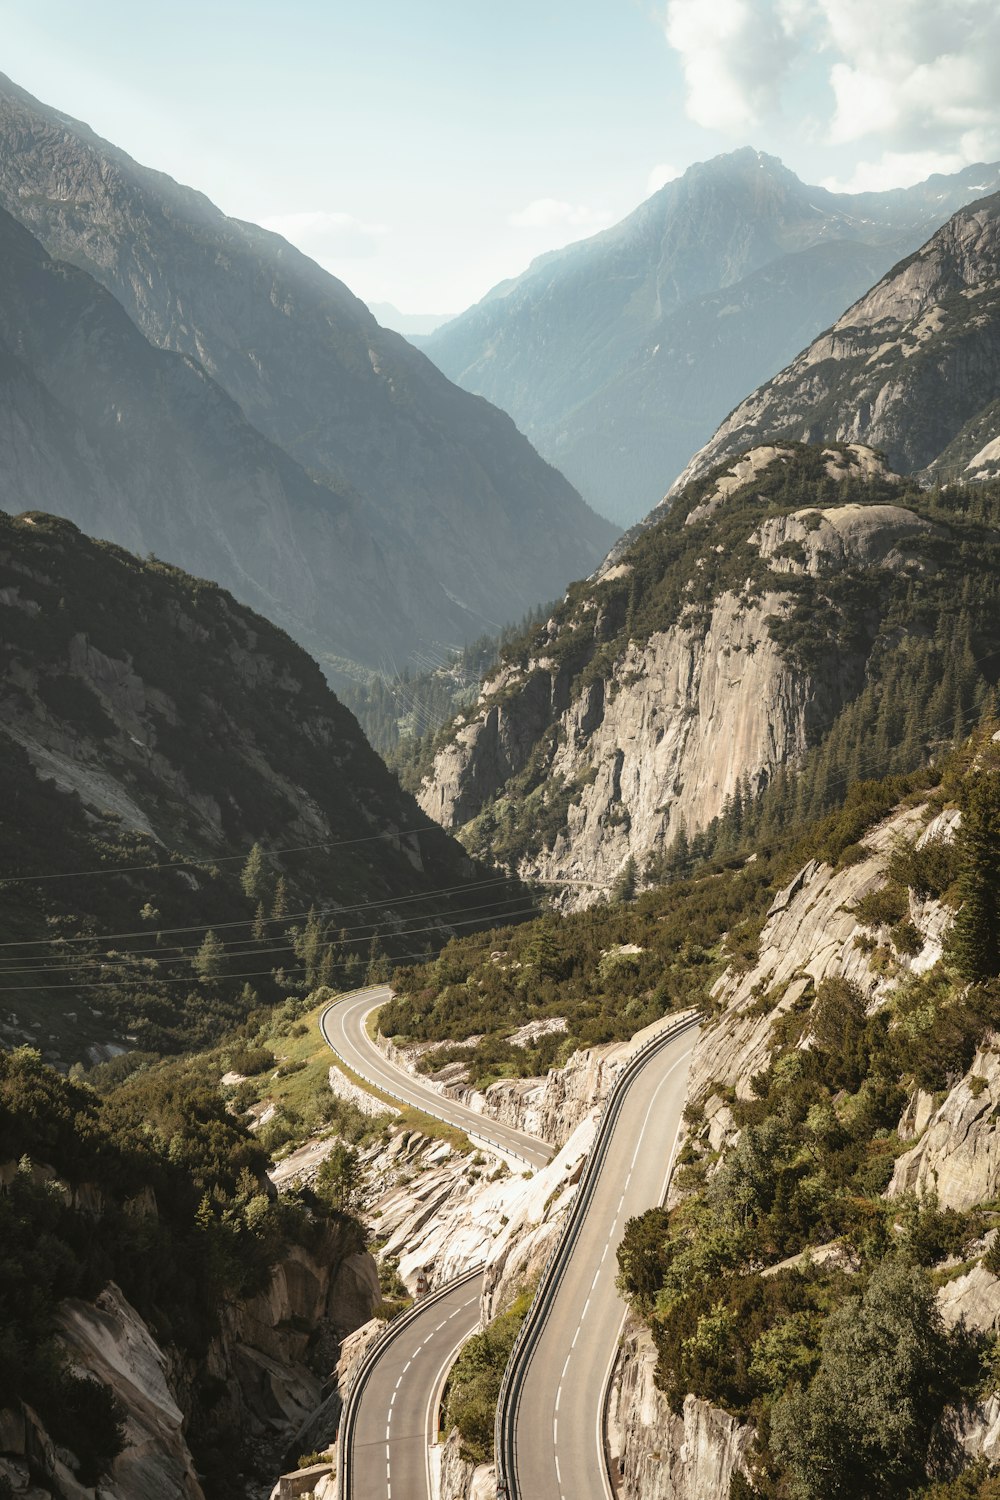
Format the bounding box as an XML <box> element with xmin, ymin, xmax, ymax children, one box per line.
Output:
<box><xmin>423</xmin><ymin>149</ymin><xmax>1000</xmax><ymax>524</ymax></box>
<box><xmin>0</xmin><ymin>74</ymin><xmax>614</xmax><ymax>674</ymax></box>
<box><xmin>674</xmin><ymin>191</ymin><xmax>1000</xmax><ymax>493</ymax></box>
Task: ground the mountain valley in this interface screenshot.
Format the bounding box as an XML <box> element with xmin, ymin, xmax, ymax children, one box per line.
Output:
<box><xmin>424</xmin><ymin>150</ymin><xmax>1000</xmax><ymax>523</ymax></box>
<box><xmin>5</xmin><ymin>39</ymin><xmax>1000</xmax><ymax>1500</ymax></box>
<box><xmin>0</xmin><ymin>74</ymin><xmax>614</xmax><ymax>677</ymax></box>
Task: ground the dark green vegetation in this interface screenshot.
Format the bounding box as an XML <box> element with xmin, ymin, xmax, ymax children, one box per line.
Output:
<box><xmin>0</xmin><ymin>1038</ymin><xmax>372</xmax><ymax>1493</ymax></box>
<box><xmin>442</xmin><ymin>1284</ymin><xmax>534</xmax><ymax>1464</ymax></box>
<box><xmin>340</xmin><ymin>606</ymin><xmax>548</xmax><ymax>764</ymax></box>
<box><xmin>616</xmin><ymin>740</ymin><xmax>1000</xmax><ymax>1499</ymax></box>
<box><xmin>381</xmin><ymin>749</ymin><xmax>956</xmax><ymax>1086</ymax></box>
<box><xmin>381</xmin><ymin>861</ymin><xmax>773</xmax><ymax>1085</ymax></box>
<box><xmin>450</xmin><ymin>446</ymin><xmax>1000</xmax><ymax>872</ymax></box>
<box><xmin>0</xmin><ymin>511</ymin><xmax>527</xmax><ymax>1067</ymax></box>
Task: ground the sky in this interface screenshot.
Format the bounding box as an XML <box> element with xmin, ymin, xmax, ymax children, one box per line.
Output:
<box><xmin>2</xmin><ymin>0</ymin><xmax>1000</xmax><ymax>314</ymax></box>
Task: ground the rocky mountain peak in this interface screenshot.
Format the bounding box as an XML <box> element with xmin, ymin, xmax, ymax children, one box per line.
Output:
<box><xmin>424</xmin><ymin>145</ymin><xmax>1000</xmax><ymax>525</ymax></box>
<box><xmin>673</xmin><ymin>193</ymin><xmax>1000</xmax><ymax>493</ymax></box>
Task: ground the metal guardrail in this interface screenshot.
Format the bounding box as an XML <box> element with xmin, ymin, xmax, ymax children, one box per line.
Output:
<box><xmin>336</xmin><ymin>1263</ymin><xmax>484</xmax><ymax>1500</ymax></box>
<box><xmin>493</xmin><ymin>1010</ymin><xmax>700</xmax><ymax>1500</ymax></box>
<box><xmin>319</xmin><ymin>994</ymin><xmax>549</xmax><ymax>1169</ymax></box>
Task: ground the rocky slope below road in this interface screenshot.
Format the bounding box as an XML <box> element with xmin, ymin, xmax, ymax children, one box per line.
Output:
<box><xmin>416</xmin><ymin>443</ymin><xmax>993</xmax><ymax>904</ymax></box>
<box><xmin>0</xmin><ymin>73</ymin><xmax>614</xmax><ymax>671</ymax></box>
<box><xmin>674</xmin><ymin>192</ymin><xmax>1000</xmax><ymax>494</ymax></box>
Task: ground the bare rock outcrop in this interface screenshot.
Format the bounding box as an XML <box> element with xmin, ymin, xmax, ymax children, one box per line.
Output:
<box><xmin>673</xmin><ymin>194</ymin><xmax>1000</xmax><ymax>491</ymax></box>
<box><xmin>438</xmin><ymin>1429</ymin><xmax>494</xmax><ymax>1500</ymax></box>
<box><xmin>416</xmin><ymin>446</ymin><xmax>946</xmax><ymax>907</ymax></box>
<box><xmin>888</xmin><ymin>1041</ymin><xmax>1000</xmax><ymax>1210</ymax></box>
<box><xmin>684</xmin><ymin>803</ymin><xmax>926</xmax><ymax>1121</ymax></box>
<box><xmin>55</xmin><ymin>1284</ymin><xmax>203</xmax><ymax>1500</ymax></box>
<box><xmin>607</xmin><ymin>1322</ymin><xmax>753</xmax><ymax>1500</ymax></box>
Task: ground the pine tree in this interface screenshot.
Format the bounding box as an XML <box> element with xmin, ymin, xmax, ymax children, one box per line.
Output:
<box><xmin>365</xmin><ymin>934</ymin><xmax>392</xmax><ymax>985</ymax></box>
<box><xmin>193</xmin><ymin>929</ymin><xmax>225</xmax><ymax>980</ymax></box>
<box><xmin>252</xmin><ymin>901</ymin><xmax>267</xmax><ymax>942</ymax></box>
<box><xmin>240</xmin><ymin>842</ymin><xmax>269</xmax><ymax>903</ymax></box>
<box><xmin>612</xmin><ymin>855</ymin><xmax>637</xmax><ymax>903</ymax></box>
<box><xmin>271</xmin><ymin>876</ymin><xmax>289</xmax><ymax>921</ymax></box>
<box><xmin>949</xmin><ymin>768</ymin><xmax>1000</xmax><ymax>982</ymax></box>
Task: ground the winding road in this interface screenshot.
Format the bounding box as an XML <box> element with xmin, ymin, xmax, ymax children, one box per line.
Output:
<box><xmin>320</xmin><ymin>985</ymin><xmax>553</xmax><ymax>1169</ymax></box>
<box><xmin>337</xmin><ymin>1268</ymin><xmax>482</xmax><ymax>1500</ymax></box>
<box><xmin>497</xmin><ymin>1018</ymin><xmax>697</xmax><ymax>1500</ymax></box>
<box><xmin>320</xmin><ymin>988</ymin><xmax>696</xmax><ymax>1500</ymax></box>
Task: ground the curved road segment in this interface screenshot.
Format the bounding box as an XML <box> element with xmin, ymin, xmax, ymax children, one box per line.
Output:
<box><xmin>321</xmin><ymin>988</ymin><xmax>695</xmax><ymax>1500</ymax></box>
<box><xmin>321</xmin><ymin>985</ymin><xmax>553</xmax><ymax>1169</ymax></box>
<box><xmin>342</xmin><ymin>1271</ymin><xmax>481</xmax><ymax>1500</ymax></box>
<box><xmin>501</xmin><ymin>1020</ymin><xmax>697</xmax><ymax>1500</ymax></box>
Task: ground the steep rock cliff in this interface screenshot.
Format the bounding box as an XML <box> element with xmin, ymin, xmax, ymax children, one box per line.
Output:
<box><xmin>674</xmin><ymin>193</ymin><xmax>1000</xmax><ymax>493</ymax></box>
<box><xmin>607</xmin><ymin>1322</ymin><xmax>754</xmax><ymax>1500</ymax></box>
<box><xmin>418</xmin><ymin>444</ymin><xmax>968</xmax><ymax>903</ymax></box>
<box><xmin>0</xmin><ymin>1223</ymin><xmax>380</xmax><ymax>1500</ymax></box>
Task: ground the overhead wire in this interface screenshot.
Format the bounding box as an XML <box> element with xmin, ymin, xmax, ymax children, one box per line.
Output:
<box><xmin>0</xmin><ymin>820</ymin><xmax>451</xmax><ymax>887</ymax></box>
<box><xmin>0</xmin><ymin>903</ymin><xmax>542</xmax><ymax>992</ymax></box>
<box><xmin>0</xmin><ymin>889</ymin><xmax>536</xmax><ymax>979</ymax></box>
<box><xmin>0</xmin><ymin>871</ymin><xmax>527</xmax><ymax>954</ymax></box>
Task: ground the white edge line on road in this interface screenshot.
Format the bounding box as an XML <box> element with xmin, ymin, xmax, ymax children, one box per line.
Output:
<box><xmin>425</xmin><ymin>1296</ymin><xmax>482</xmax><ymax>1500</ymax></box>
<box><xmin>322</xmin><ymin>991</ymin><xmax>552</xmax><ymax>1169</ymax></box>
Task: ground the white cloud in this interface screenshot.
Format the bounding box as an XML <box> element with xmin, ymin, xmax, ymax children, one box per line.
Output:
<box><xmin>664</xmin><ymin>0</ymin><xmax>801</xmax><ymax>132</ymax></box>
<box><xmin>508</xmin><ymin>198</ymin><xmax>613</xmax><ymax>231</ymax></box>
<box><xmin>822</xmin><ymin>149</ymin><xmax>968</xmax><ymax>195</ymax></box>
<box><xmin>647</xmin><ymin>162</ymin><xmax>681</xmax><ymax>195</ymax></box>
<box><xmin>662</xmin><ymin>0</ymin><xmax>1000</xmax><ymax>177</ymax></box>
<box><xmin>258</xmin><ymin>210</ymin><xmax>388</xmax><ymax>261</ymax></box>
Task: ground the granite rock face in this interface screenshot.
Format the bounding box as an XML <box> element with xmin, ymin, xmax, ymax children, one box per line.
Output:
<box><xmin>888</xmin><ymin>1043</ymin><xmax>1000</xmax><ymax>1210</ymax></box>
<box><xmin>607</xmin><ymin>1323</ymin><xmax>754</xmax><ymax>1500</ymax></box>
<box><xmin>418</xmin><ymin>447</ymin><xmax>939</xmax><ymax>904</ymax></box>
<box><xmin>0</xmin><ymin>1226</ymin><xmax>380</xmax><ymax>1500</ymax></box>
<box><xmin>674</xmin><ymin>193</ymin><xmax>1000</xmax><ymax>493</ymax></box>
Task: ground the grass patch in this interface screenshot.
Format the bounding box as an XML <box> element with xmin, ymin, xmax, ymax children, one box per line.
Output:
<box><xmin>326</xmin><ymin>1047</ymin><xmax>472</xmax><ymax>1154</ymax></box>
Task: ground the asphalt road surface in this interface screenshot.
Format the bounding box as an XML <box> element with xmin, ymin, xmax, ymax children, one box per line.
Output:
<box><xmin>506</xmin><ymin>1021</ymin><xmax>696</xmax><ymax>1500</ymax></box>
<box><xmin>323</xmin><ymin>988</ymin><xmax>694</xmax><ymax>1500</ymax></box>
<box><xmin>345</xmin><ymin>1272</ymin><xmax>482</xmax><ymax>1500</ymax></box>
<box><xmin>320</xmin><ymin>985</ymin><xmax>553</xmax><ymax>1169</ymax></box>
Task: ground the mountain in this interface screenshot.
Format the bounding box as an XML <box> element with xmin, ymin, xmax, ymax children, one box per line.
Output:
<box><xmin>0</xmin><ymin>204</ymin><xmax>409</xmax><ymax>669</ymax></box>
<box><xmin>411</xmin><ymin>444</ymin><xmax>1000</xmax><ymax>900</ymax></box>
<box><xmin>674</xmin><ymin>192</ymin><xmax>1000</xmax><ymax>494</ymax></box>
<box><xmin>0</xmin><ymin>74</ymin><xmax>615</xmax><ymax>675</ymax></box>
<box><xmin>368</xmin><ymin>302</ymin><xmax>455</xmax><ymax>336</ymax></box>
<box><xmin>422</xmin><ymin>150</ymin><xmax>1000</xmax><ymax>525</ymax></box>
<box><xmin>0</xmin><ymin>509</ymin><xmax>527</xmax><ymax>1068</ymax></box>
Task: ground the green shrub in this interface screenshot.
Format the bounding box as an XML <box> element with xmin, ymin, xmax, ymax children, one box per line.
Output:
<box><xmin>229</xmin><ymin>1047</ymin><xmax>276</xmax><ymax>1078</ymax></box>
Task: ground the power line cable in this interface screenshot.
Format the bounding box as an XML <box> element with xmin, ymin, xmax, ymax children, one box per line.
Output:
<box><xmin>0</xmin><ymin>872</ymin><xmax>526</xmax><ymax>955</ymax></box>
<box><xmin>0</xmin><ymin>890</ymin><xmax>535</xmax><ymax>978</ymax></box>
